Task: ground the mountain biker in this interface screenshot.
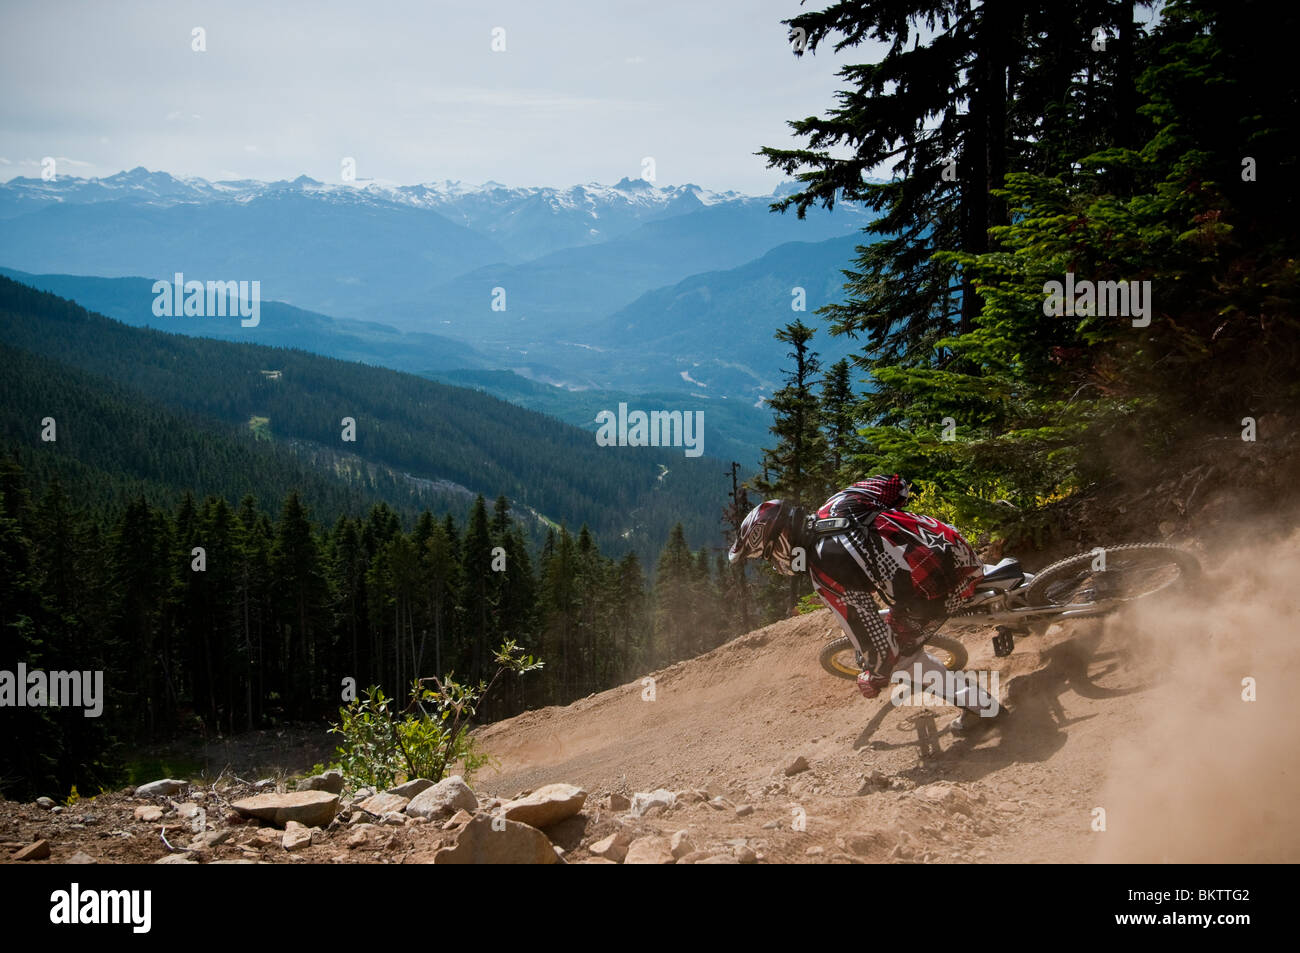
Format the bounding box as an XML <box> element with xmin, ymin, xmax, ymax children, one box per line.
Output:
<box><xmin>728</xmin><ymin>475</ymin><xmax>1002</xmax><ymax>734</ymax></box>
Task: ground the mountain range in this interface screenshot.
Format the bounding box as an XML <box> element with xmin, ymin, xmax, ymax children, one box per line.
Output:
<box><xmin>0</xmin><ymin>168</ymin><xmax>876</xmax><ymax>465</ymax></box>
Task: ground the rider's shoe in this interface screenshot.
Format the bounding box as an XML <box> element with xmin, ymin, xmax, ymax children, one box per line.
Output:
<box><xmin>856</xmin><ymin>670</ymin><xmax>891</xmax><ymax>699</ymax></box>
<box><xmin>950</xmin><ymin>706</ymin><xmax>1005</xmax><ymax>735</ymax></box>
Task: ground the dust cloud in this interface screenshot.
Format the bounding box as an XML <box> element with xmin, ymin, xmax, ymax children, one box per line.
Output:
<box><xmin>1091</xmin><ymin>529</ymin><xmax>1300</xmax><ymax>862</ymax></box>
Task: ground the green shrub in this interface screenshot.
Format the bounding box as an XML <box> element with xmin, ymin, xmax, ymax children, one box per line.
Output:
<box><xmin>329</xmin><ymin>640</ymin><xmax>542</xmax><ymax>790</ymax></box>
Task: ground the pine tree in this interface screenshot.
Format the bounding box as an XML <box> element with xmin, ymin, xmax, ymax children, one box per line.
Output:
<box><xmin>752</xmin><ymin>319</ymin><xmax>830</xmax><ymax>507</ymax></box>
<box><xmin>652</xmin><ymin>524</ymin><xmax>695</xmax><ymax>666</ymax></box>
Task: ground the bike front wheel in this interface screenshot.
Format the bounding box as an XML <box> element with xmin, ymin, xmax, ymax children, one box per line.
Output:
<box><xmin>818</xmin><ymin>633</ymin><xmax>969</xmax><ymax>681</ymax></box>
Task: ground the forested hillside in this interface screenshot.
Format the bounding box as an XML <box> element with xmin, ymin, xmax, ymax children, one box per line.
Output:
<box><xmin>0</xmin><ymin>279</ymin><xmax>785</xmax><ymax>801</ymax></box>
<box><xmin>0</xmin><ymin>276</ymin><xmax>728</xmax><ymax>556</ymax></box>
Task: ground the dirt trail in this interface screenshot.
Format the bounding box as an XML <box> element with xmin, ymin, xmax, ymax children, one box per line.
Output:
<box><xmin>473</xmin><ymin>531</ymin><xmax>1300</xmax><ymax>863</ymax></box>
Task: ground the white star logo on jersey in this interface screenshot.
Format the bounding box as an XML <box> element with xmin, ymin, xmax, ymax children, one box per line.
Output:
<box><xmin>914</xmin><ymin>524</ymin><xmax>952</xmax><ymax>551</ymax></box>
<box><xmin>878</xmin><ymin>535</ymin><xmax>912</xmax><ymax>573</ymax></box>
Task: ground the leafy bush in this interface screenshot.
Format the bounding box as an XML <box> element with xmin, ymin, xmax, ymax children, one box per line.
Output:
<box><xmin>329</xmin><ymin>640</ymin><xmax>542</xmax><ymax>790</ymax></box>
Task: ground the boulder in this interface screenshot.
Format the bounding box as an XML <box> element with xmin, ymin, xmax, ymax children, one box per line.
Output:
<box><xmin>13</xmin><ymin>839</ymin><xmax>50</xmax><ymax>861</ymax></box>
<box><xmin>347</xmin><ymin>825</ymin><xmax>375</xmax><ymax>849</ymax></box>
<box><xmin>441</xmin><ymin>809</ymin><xmax>473</xmax><ymax>831</ymax></box>
<box><xmin>405</xmin><ymin>776</ymin><xmax>477</xmax><ymax>820</ymax></box>
<box><xmin>387</xmin><ymin>779</ymin><xmax>434</xmax><ymax>798</ymax></box>
<box><xmin>250</xmin><ymin>827</ymin><xmax>281</xmax><ymax>848</ymax></box>
<box><xmin>135</xmin><ymin>779</ymin><xmax>187</xmax><ymax>798</ymax></box>
<box><xmin>433</xmin><ymin>815</ymin><xmax>557</xmax><ymax>865</ymax></box>
<box><xmin>588</xmin><ymin>829</ymin><xmax>634</xmax><ymax>862</ymax></box>
<box><xmin>231</xmin><ymin>791</ymin><xmax>339</xmax><ymax>828</ymax></box>
<box><xmin>283</xmin><ymin>825</ymin><xmax>313</xmax><ymax>851</ymax></box>
<box><xmin>623</xmin><ymin>835</ymin><xmax>675</xmax><ymax>864</ymax></box>
<box><xmin>191</xmin><ymin>829</ymin><xmax>231</xmax><ymax>849</ymax></box>
<box><xmin>297</xmin><ymin>769</ymin><xmax>344</xmax><ymax>794</ymax></box>
<box><xmin>357</xmin><ymin>792</ymin><xmax>410</xmax><ymax>817</ymax></box>
<box><xmin>35</xmin><ymin>797</ymin><xmax>56</xmax><ymax>810</ymax></box>
<box><xmin>502</xmin><ymin>783</ymin><xmax>587</xmax><ymax>829</ymax></box>
<box><xmin>630</xmin><ymin>789</ymin><xmax>676</xmax><ymax>817</ymax></box>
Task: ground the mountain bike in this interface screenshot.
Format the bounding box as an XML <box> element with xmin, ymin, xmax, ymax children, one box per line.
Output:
<box><xmin>818</xmin><ymin>542</ymin><xmax>1202</xmax><ymax>679</ymax></box>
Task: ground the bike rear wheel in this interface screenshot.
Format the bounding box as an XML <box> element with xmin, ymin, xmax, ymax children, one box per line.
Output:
<box><xmin>819</xmin><ymin>633</ymin><xmax>969</xmax><ymax>681</ymax></box>
<box><xmin>1022</xmin><ymin>542</ymin><xmax>1200</xmax><ymax>613</ymax></box>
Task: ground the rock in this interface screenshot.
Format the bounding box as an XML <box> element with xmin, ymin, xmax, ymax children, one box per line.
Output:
<box><xmin>589</xmin><ymin>830</ymin><xmax>634</xmax><ymax>862</ymax></box>
<box><xmin>441</xmin><ymin>809</ymin><xmax>473</xmax><ymax>831</ymax></box>
<box><xmin>607</xmin><ymin>793</ymin><xmax>631</xmax><ymax>812</ymax></box>
<box><xmin>347</xmin><ymin>826</ymin><xmax>375</xmax><ymax>849</ymax></box>
<box><xmin>250</xmin><ymin>827</ymin><xmax>281</xmax><ymax>848</ymax></box>
<box><xmin>502</xmin><ymin>783</ymin><xmax>587</xmax><ymax>829</ymax></box>
<box><xmin>762</xmin><ymin>820</ymin><xmax>781</xmax><ymax>829</ymax></box>
<box><xmin>806</xmin><ymin>846</ymin><xmax>825</xmax><ymax>856</ymax></box>
<box><xmin>387</xmin><ymin>778</ymin><xmax>434</xmax><ymax>798</ymax></box>
<box><xmin>253</xmin><ymin>778</ymin><xmax>276</xmax><ymax>792</ymax></box>
<box><xmin>35</xmin><ymin>797</ymin><xmax>56</xmax><ymax>810</ymax></box>
<box><xmin>297</xmin><ymin>769</ymin><xmax>344</xmax><ymax>794</ymax></box>
<box><xmin>673</xmin><ymin>789</ymin><xmax>706</xmax><ymax>804</ymax></box>
<box><xmin>191</xmin><ymin>829</ymin><xmax>231</xmax><ymax>849</ymax></box>
<box><xmin>623</xmin><ymin>835</ymin><xmax>675</xmax><ymax>865</ymax></box>
<box><xmin>231</xmin><ymin>791</ymin><xmax>339</xmax><ymax>828</ymax></box>
<box><xmin>915</xmin><ymin>783</ymin><xmax>972</xmax><ymax>815</ymax></box>
<box><xmin>784</xmin><ymin>756</ymin><xmax>810</xmax><ymax>777</ymax></box>
<box><xmin>735</xmin><ymin>845</ymin><xmax>758</xmax><ymax>864</ymax></box>
<box><xmin>405</xmin><ymin>775</ymin><xmax>478</xmax><ymax>820</ymax></box>
<box><xmin>357</xmin><ymin>792</ymin><xmax>410</xmax><ymax>817</ymax></box>
<box><xmin>674</xmin><ymin>850</ymin><xmax>711</xmax><ymax>864</ymax></box>
<box><xmin>283</xmin><ymin>826</ymin><xmax>313</xmax><ymax>851</ymax></box>
<box><xmin>580</xmin><ymin>857</ymin><xmax>618</xmax><ymax>864</ymax></box>
<box><xmin>630</xmin><ymin>789</ymin><xmax>676</xmax><ymax>818</ymax></box>
<box><xmin>67</xmin><ymin>851</ymin><xmax>97</xmax><ymax>864</ymax></box>
<box><xmin>135</xmin><ymin>779</ymin><xmax>187</xmax><ymax>798</ymax></box>
<box><xmin>669</xmin><ymin>830</ymin><xmax>695</xmax><ymax>859</ymax></box>
<box><xmin>133</xmin><ymin>805</ymin><xmax>164</xmax><ymax>823</ymax></box>
<box><xmin>707</xmin><ymin>796</ymin><xmax>733</xmax><ymax>811</ymax></box>
<box><xmin>50</xmin><ymin>806</ymin><xmax>63</xmax><ymax>814</ymax></box>
<box><xmin>433</xmin><ymin>815</ymin><xmax>557</xmax><ymax>865</ymax></box>
<box><xmin>173</xmin><ymin>801</ymin><xmax>201</xmax><ymax>819</ymax></box>
<box><xmin>735</xmin><ymin>804</ymin><xmax>754</xmax><ymax>817</ymax></box>
<box><xmin>13</xmin><ymin>839</ymin><xmax>51</xmax><ymax>861</ymax></box>
<box><xmin>155</xmin><ymin>853</ymin><xmax>197</xmax><ymax>864</ymax></box>
<box><xmin>381</xmin><ymin>812</ymin><xmax>405</xmax><ymax>826</ymax></box>
<box><xmin>353</xmin><ymin>787</ymin><xmax>373</xmax><ymax>800</ymax></box>
<box><xmin>843</xmin><ymin>832</ymin><xmax>889</xmax><ymax>858</ymax></box>
<box><xmin>696</xmin><ymin>853</ymin><xmax>740</xmax><ymax>864</ymax></box>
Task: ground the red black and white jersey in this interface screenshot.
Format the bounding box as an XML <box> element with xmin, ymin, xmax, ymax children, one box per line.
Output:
<box><xmin>808</xmin><ymin>477</ymin><xmax>983</xmax><ymax>667</ymax></box>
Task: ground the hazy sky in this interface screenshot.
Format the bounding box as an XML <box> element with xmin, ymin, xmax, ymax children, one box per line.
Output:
<box><xmin>0</xmin><ymin>0</ymin><xmax>886</xmax><ymax>193</ymax></box>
